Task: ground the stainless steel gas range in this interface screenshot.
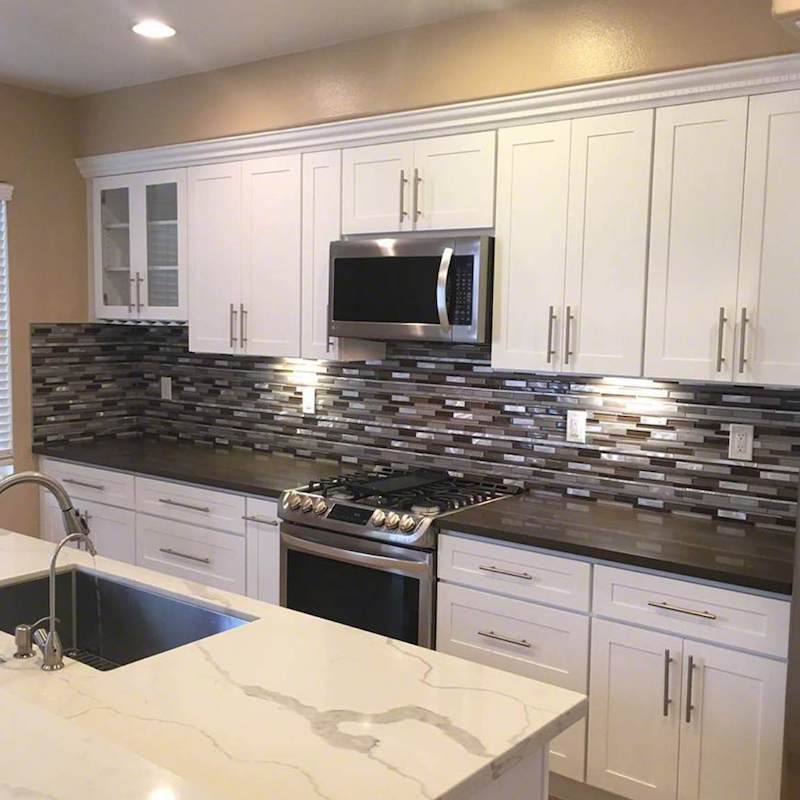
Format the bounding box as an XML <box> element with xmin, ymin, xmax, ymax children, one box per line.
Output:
<box><xmin>278</xmin><ymin>468</ymin><xmax>520</xmax><ymax>647</ymax></box>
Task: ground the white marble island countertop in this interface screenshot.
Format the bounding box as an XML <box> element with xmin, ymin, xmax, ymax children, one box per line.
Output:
<box><xmin>0</xmin><ymin>530</ymin><xmax>586</xmax><ymax>800</ymax></box>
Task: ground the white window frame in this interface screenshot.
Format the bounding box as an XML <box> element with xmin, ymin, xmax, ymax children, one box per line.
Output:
<box><xmin>0</xmin><ymin>182</ymin><xmax>13</xmax><ymax>465</ymax></box>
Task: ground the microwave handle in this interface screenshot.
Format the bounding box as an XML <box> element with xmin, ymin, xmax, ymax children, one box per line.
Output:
<box><xmin>436</xmin><ymin>246</ymin><xmax>454</xmax><ymax>332</ymax></box>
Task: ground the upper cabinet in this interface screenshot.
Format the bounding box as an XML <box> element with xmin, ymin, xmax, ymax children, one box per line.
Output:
<box><xmin>341</xmin><ymin>131</ymin><xmax>496</xmax><ymax>234</ymax></box>
<box><xmin>492</xmin><ymin>110</ymin><xmax>653</xmax><ymax>376</ymax></box>
<box><xmin>188</xmin><ymin>156</ymin><xmax>302</xmax><ymax>357</ymax></box>
<box><xmin>644</xmin><ymin>98</ymin><xmax>748</xmax><ymax>382</ymax></box>
<box><xmin>93</xmin><ymin>169</ymin><xmax>187</xmax><ymax>321</ymax></box>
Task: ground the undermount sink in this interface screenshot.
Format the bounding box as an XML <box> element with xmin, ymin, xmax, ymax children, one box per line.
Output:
<box><xmin>0</xmin><ymin>569</ymin><xmax>251</xmax><ymax>671</ymax></box>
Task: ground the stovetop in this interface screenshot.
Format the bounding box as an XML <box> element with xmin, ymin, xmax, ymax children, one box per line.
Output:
<box><xmin>278</xmin><ymin>467</ymin><xmax>521</xmax><ymax>549</ymax></box>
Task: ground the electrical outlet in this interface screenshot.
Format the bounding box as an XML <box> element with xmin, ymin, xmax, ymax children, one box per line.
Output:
<box><xmin>301</xmin><ymin>386</ymin><xmax>316</xmax><ymax>414</ymax></box>
<box><xmin>728</xmin><ymin>423</ymin><xmax>754</xmax><ymax>461</ymax></box>
<box><xmin>160</xmin><ymin>376</ymin><xmax>172</xmax><ymax>401</ymax></box>
<box><xmin>566</xmin><ymin>410</ymin><xmax>587</xmax><ymax>444</ymax></box>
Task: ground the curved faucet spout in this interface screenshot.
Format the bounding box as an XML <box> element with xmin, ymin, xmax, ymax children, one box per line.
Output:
<box><xmin>0</xmin><ymin>471</ymin><xmax>75</xmax><ymax>512</ymax></box>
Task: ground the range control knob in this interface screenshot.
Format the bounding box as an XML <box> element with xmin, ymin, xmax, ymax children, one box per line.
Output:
<box><xmin>313</xmin><ymin>499</ymin><xmax>329</xmax><ymax>516</ymax></box>
<box><xmin>287</xmin><ymin>492</ymin><xmax>302</xmax><ymax>511</ymax></box>
<box><xmin>385</xmin><ymin>512</ymin><xmax>401</xmax><ymax>530</ymax></box>
<box><xmin>399</xmin><ymin>515</ymin><xmax>417</xmax><ymax>533</ymax></box>
<box><xmin>301</xmin><ymin>496</ymin><xmax>315</xmax><ymax>513</ymax></box>
<box><xmin>370</xmin><ymin>509</ymin><xmax>386</xmax><ymax>528</ymax></box>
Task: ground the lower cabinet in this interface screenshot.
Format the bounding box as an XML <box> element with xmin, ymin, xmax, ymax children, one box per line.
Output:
<box><xmin>244</xmin><ymin>496</ymin><xmax>280</xmax><ymax>604</ymax></box>
<box><xmin>41</xmin><ymin>494</ymin><xmax>136</xmax><ymax>565</ymax></box>
<box><xmin>437</xmin><ymin>579</ymin><xmax>589</xmax><ymax>782</ymax></box>
<box><xmin>587</xmin><ymin>619</ymin><xmax>787</xmax><ymax>800</ymax></box>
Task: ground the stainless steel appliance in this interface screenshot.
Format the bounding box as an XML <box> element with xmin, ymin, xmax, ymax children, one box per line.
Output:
<box><xmin>328</xmin><ymin>235</ymin><xmax>493</xmax><ymax>343</ymax></box>
<box><xmin>278</xmin><ymin>468</ymin><xmax>519</xmax><ymax>647</ymax></box>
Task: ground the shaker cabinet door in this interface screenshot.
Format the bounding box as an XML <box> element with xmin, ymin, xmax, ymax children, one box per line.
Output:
<box><xmin>644</xmin><ymin>97</ymin><xmax>748</xmax><ymax>382</ymax></box>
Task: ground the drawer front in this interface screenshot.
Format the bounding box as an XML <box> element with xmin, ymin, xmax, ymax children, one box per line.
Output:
<box><xmin>438</xmin><ymin>533</ymin><xmax>591</xmax><ymax>612</ymax></box>
<box><xmin>593</xmin><ymin>565</ymin><xmax>790</xmax><ymax>658</ymax></box>
<box><xmin>39</xmin><ymin>457</ymin><xmax>135</xmax><ymax>509</ymax></box>
<box><xmin>135</xmin><ymin>476</ymin><xmax>246</xmax><ymax>534</ymax></box>
<box><xmin>436</xmin><ymin>582</ymin><xmax>588</xmax><ymax>781</ymax></box>
<box><xmin>136</xmin><ymin>515</ymin><xmax>246</xmax><ymax>594</ymax></box>
<box><xmin>244</xmin><ymin>497</ymin><xmax>280</xmax><ymax>603</ymax></box>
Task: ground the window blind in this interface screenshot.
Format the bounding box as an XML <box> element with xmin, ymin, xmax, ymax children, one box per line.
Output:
<box><xmin>0</xmin><ymin>191</ymin><xmax>12</xmax><ymax>462</ymax></box>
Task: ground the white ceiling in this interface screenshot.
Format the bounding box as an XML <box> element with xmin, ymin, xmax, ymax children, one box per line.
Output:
<box><xmin>0</xmin><ymin>0</ymin><xmax>518</xmax><ymax>96</ymax></box>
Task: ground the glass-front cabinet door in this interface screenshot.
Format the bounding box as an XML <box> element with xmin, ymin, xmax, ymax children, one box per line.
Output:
<box><xmin>93</xmin><ymin>169</ymin><xmax>187</xmax><ymax>321</ymax></box>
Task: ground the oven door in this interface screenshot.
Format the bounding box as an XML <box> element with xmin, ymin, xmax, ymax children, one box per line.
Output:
<box><xmin>280</xmin><ymin>522</ymin><xmax>434</xmax><ymax>647</ymax></box>
<box><xmin>328</xmin><ymin>236</ymin><xmax>489</xmax><ymax>343</ymax></box>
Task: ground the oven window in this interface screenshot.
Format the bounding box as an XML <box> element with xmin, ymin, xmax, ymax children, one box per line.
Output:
<box><xmin>286</xmin><ymin>550</ymin><xmax>420</xmax><ymax>644</ymax></box>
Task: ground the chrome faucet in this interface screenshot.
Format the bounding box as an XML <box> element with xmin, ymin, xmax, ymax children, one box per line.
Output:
<box><xmin>0</xmin><ymin>471</ymin><xmax>98</xmax><ymax>671</ymax></box>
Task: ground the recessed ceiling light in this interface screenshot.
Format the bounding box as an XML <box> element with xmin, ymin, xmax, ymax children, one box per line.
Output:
<box><xmin>132</xmin><ymin>19</ymin><xmax>176</xmax><ymax>39</ymax></box>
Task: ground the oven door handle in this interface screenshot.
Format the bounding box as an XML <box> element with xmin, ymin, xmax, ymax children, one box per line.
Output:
<box><xmin>281</xmin><ymin>531</ymin><xmax>430</xmax><ymax>577</ymax></box>
<box><xmin>436</xmin><ymin>245</ymin><xmax>454</xmax><ymax>333</ymax></box>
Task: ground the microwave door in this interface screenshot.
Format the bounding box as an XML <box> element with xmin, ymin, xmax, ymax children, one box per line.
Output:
<box><xmin>328</xmin><ymin>238</ymin><xmax>456</xmax><ymax>341</ymax></box>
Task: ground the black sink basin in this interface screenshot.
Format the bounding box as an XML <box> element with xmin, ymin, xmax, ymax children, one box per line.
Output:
<box><xmin>0</xmin><ymin>569</ymin><xmax>251</xmax><ymax>670</ymax></box>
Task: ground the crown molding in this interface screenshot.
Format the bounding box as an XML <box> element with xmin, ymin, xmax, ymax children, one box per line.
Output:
<box><xmin>0</xmin><ymin>183</ymin><xmax>13</xmax><ymax>202</ymax></box>
<box><xmin>76</xmin><ymin>53</ymin><xmax>800</xmax><ymax>179</ymax></box>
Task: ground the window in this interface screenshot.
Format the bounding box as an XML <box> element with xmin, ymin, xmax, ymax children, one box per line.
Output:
<box><xmin>0</xmin><ymin>183</ymin><xmax>12</xmax><ymax>463</ymax></box>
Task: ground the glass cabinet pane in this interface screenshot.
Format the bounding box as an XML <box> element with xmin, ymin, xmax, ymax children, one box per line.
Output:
<box><xmin>100</xmin><ymin>187</ymin><xmax>131</xmax><ymax>307</ymax></box>
<box><xmin>146</xmin><ymin>182</ymin><xmax>179</xmax><ymax>308</ymax></box>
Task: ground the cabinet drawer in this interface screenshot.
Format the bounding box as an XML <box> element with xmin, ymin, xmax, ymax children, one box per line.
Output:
<box><xmin>39</xmin><ymin>457</ymin><xmax>135</xmax><ymax>509</ymax></box>
<box><xmin>436</xmin><ymin>582</ymin><xmax>588</xmax><ymax>782</ymax></box>
<box><xmin>438</xmin><ymin>533</ymin><xmax>591</xmax><ymax>612</ymax></box>
<box><xmin>136</xmin><ymin>515</ymin><xmax>246</xmax><ymax>594</ymax></box>
<box><xmin>593</xmin><ymin>565</ymin><xmax>790</xmax><ymax>658</ymax></box>
<box><xmin>135</xmin><ymin>476</ymin><xmax>245</xmax><ymax>534</ymax></box>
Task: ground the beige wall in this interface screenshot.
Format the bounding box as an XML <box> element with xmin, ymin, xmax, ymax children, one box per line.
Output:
<box><xmin>0</xmin><ymin>82</ymin><xmax>88</xmax><ymax>535</ymax></box>
<box><xmin>75</xmin><ymin>0</ymin><xmax>800</xmax><ymax>156</ymax></box>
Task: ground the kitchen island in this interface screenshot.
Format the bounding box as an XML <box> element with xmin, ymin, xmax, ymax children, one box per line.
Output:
<box><xmin>0</xmin><ymin>530</ymin><xmax>585</xmax><ymax>800</ymax></box>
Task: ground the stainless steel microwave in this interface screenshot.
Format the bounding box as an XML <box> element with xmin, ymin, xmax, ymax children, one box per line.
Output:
<box><xmin>328</xmin><ymin>235</ymin><xmax>493</xmax><ymax>343</ymax></box>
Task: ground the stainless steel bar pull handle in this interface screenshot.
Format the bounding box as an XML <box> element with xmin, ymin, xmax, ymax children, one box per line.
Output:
<box><xmin>159</xmin><ymin>547</ymin><xmax>211</xmax><ymax>565</ymax></box>
<box><xmin>230</xmin><ymin>303</ymin><xmax>238</xmax><ymax>349</ymax></box>
<box><xmin>436</xmin><ymin>246</ymin><xmax>454</xmax><ymax>332</ymax></box>
<box><xmin>240</xmin><ymin>303</ymin><xmax>247</xmax><ymax>348</ymax></box>
<box><xmin>685</xmin><ymin>656</ymin><xmax>696</xmax><ymax>723</ymax></box>
<box><xmin>158</xmin><ymin>498</ymin><xmax>211</xmax><ymax>513</ymax></box>
<box><xmin>716</xmin><ymin>307</ymin><xmax>727</xmax><ymax>373</ymax></box>
<box><xmin>478</xmin><ymin>564</ymin><xmax>533</xmax><ymax>580</ymax></box>
<box><xmin>413</xmin><ymin>168</ymin><xmax>422</xmax><ymax>220</ymax></box>
<box><xmin>136</xmin><ymin>272</ymin><xmax>144</xmax><ymax>312</ymax></box>
<box><xmin>648</xmin><ymin>600</ymin><xmax>717</xmax><ymax>621</ymax></box>
<box><xmin>739</xmin><ymin>307</ymin><xmax>749</xmax><ymax>374</ymax></box>
<box><xmin>242</xmin><ymin>514</ymin><xmax>278</xmax><ymax>526</ymax></box>
<box><xmin>128</xmin><ymin>276</ymin><xmax>135</xmax><ymax>313</ymax></box>
<box><xmin>546</xmin><ymin>306</ymin><xmax>557</xmax><ymax>364</ymax></box>
<box><xmin>564</xmin><ymin>306</ymin><xmax>574</xmax><ymax>365</ymax></box>
<box><xmin>478</xmin><ymin>629</ymin><xmax>532</xmax><ymax>649</ymax></box>
<box><xmin>399</xmin><ymin>169</ymin><xmax>408</xmax><ymax>224</ymax></box>
<box><xmin>62</xmin><ymin>478</ymin><xmax>105</xmax><ymax>492</ymax></box>
<box><xmin>663</xmin><ymin>649</ymin><xmax>673</xmax><ymax>717</ymax></box>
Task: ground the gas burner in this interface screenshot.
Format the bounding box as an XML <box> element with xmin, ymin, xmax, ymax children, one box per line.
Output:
<box><xmin>411</xmin><ymin>503</ymin><xmax>442</xmax><ymax>516</ymax></box>
<box><xmin>328</xmin><ymin>488</ymin><xmax>355</xmax><ymax>500</ymax></box>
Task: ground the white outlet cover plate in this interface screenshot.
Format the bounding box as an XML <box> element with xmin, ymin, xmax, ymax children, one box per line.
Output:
<box><xmin>566</xmin><ymin>410</ymin><xmax>587</xmax><ymax>444</ymax></box>
<box><xmin>728</xmin><ymin>423</ymin><xmax>754</xmax><ymax>461</ymax></box>
<box><xmin>301</xmin><ymin>386</ymin><xmax>316</xmax><ymax>414</ymax></box>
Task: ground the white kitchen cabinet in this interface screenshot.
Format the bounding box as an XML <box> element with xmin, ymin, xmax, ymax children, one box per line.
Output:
<box><xmin>41</xmin><ymin>494</ymin><xmax>136</xmax><ymax>564</ymax></box>
<box><xmin>93</xmin><ymin>169</ymin><xmax>187</xmax><ymax>322</ymax></box>
<box><xmin>736</xmin><ymin>89</ymin><xmax>800</xmax><ymax>386</ymax></box>
<box><xmin>341</xmin><ymin>131</ymin><xmax>495</xmax><ymax>234</ymax></box>
<box><xmin>493</xmin><ymin>111</ymin><xmax>652</xmax><ymax>376</ymax></box>
<box><xmin>243</xmin><ymin>496</ymin><xmax>280</xmax><ymax>603</ymax></box>
<box><xmin>676</xmin><ymin>641</ymin><xmax>786</xmax><ymax>800</ymax></box>
<box><xmin>492</xmin><ymin>120</ymin><xmax>571</xmax><ymax>372</ymax></box>
<box><xmin>587</xmin><ymin>619</ymin><xmax>683</xmax><ymax>800</ymax></box>
<box><xmin>300</xmin><ymin>150</ymin><xmax>385</xmax><ymax>362</ymax></box>
<box><xmin>644</xmin><ymin>97</ymin><xmax>748</xmax><ymax>382</ymax></box>
<box><xmin>188</xmin><ymin>162</ymin><xmax>242</xmax><ymax>355</ymax></box>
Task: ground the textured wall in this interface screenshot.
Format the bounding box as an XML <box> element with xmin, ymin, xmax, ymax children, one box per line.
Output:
<box><xmin>74</xmin><ymin>0</ymin><xmax>800</xmax><ymax>156</ymax></box>
<box><xmin>31</xmin><ymin>324</ymin><xmax>800</xmax><ymax>533</ymax></box>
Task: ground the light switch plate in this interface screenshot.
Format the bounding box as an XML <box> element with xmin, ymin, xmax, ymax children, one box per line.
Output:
<box><xmin>728</xmin><ymin>423</ymin><xmax>754</xmax><ymax>461</ymax></box>
<box><xmin>566</xmin><ymin>410</ymin><xmax>587</xmax><ymax>444</ymax></box>
<box><xmin>301</xmin><ymin>386</ymin><xmax>316</xmax><ymax>414</ymax></box>
<box><xmin>160</xmin><ymin>376</ymin><xmax>172</xmax><ymax>401</ymax></box>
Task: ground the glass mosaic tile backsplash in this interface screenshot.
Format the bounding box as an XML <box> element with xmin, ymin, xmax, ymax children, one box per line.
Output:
<box><xmin>31</xmin><ymin>323</ymin><xmax>799</xmax><ymax>533</ymax></box>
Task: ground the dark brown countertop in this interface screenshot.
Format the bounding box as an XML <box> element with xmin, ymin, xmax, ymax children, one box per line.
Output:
<box><xmin>33</xmin><ymin>439</ymin><xmax>343</xmax><ymax>499</ymax></box>
<box><xmin>439</xmin><ymin>491</ymin><xmax>795</xmax><ymax>595</ymax></box>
